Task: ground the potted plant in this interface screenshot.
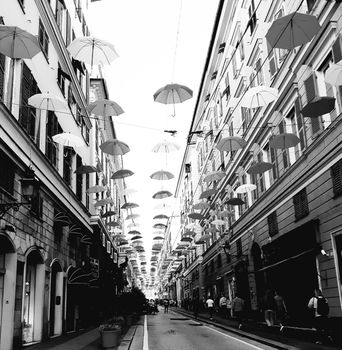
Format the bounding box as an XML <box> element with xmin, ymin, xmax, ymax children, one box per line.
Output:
<box><xmin>99</xmin><ymin>320</ymin><xmax>122</xmax><ymax>349</ymax></box>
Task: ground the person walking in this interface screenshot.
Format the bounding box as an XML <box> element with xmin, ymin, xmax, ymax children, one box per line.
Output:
<box><xmin>263</xmin><ymin>289</ymin><xmax>276</xmax><ymax>327</ymax></box>
<box><xmin>206</xmin><ymin>295</ymin><xmax>215</xmax><ymax>320</ymax></box>
<box><xmin>274</xmin><ymin>291</ymin><xmax>287</xmax><ymax>332</ymax></box>
<box><xmin>232</xmin><ymin>294</ymin><xmax>245</xmax><ymax>329</ymax></box>
<box><xmin>163</xmin><ymin>298</ymin><xmax>169</xmax><ymax>313</ymax></box>
<box><xmin>219</xmin><ymin>294</ymin><xmax>228</xmax><ymax>317</ymax></box>
<box><xmin>308</xmin><ymin>288</ymin><xmax>332</xmax><ymax>344</ymax></box>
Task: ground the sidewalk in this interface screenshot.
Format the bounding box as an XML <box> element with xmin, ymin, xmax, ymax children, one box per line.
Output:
<box><xmin>173</xmin><ymin>307</ymin><xmax>341</xmax><ymax>350</ymax></box>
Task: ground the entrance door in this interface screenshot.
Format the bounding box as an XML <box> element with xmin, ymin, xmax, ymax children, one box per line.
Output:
<box><xmin>23</xmin><ymin>264</ymin><xmax>36</xmax><ymax>343</ymax></box>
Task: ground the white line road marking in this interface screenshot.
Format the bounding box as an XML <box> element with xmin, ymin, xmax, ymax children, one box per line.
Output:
<box><xmin>143</xmin><ymin>315</ymin><xmax>149</xmax><ymax>350</ymax></box>
<box><xmin>203</xmin><ymin>325</ymin><xmax>268</xmax><ymax>350</ymax></box>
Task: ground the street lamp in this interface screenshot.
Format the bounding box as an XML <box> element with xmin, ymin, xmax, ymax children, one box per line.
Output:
<box><xmin>0</xmin><ymin>168</ymin><xmax>40</xmax><ymax>219</ymax></box>
<box><xmin>221</xmin><ymin>241</ymin><xmax>248</xmax><ymax>262</ymax></box>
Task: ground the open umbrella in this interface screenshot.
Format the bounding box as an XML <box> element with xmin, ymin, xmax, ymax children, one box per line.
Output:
<box><xmin>188</xmin><ymin>213</ymin><xmax>204</xmax><ymax>220</ymax></box>
<box><xmin>150</xmin><ymin>170</ymin><xmax>175</xmax><ymax>180</ymax></box>
<box><xmin>121</xmin><ymin>202</ymin><xmax>139</xmax><ymax>209</ymax></box>
<box><xmin>111</xmin><ymin>169</ymin><xmax>134</xmax><ymax>180</ymax></box>
<box><xmin>107</xmin><ymin>220</ymin><xmax>120</xmax><ymax>227</ymax></box>
<box><xmin>203</xmin><ymin>171</ymin><xmax>225</xmax><ymax>183</ymax></box>
<box><xmin>199</xmin><ymin>188</ymin><xmax>217</xmax><ymax>199</ymax></box>
<box><xmin>0</xmin><ymin>26</ymin><xmax>41</xmax><ymax>58</ymax></box>
<box><xmin>235</xmin><ymin>184</ymin><xmax>257</xmax><ymax>194</ymax></box>
<box><xmin>131</xmin><ymin>235</ymin><xmax>143</xmax><ymax>241</ymax></box>
<box><xmin>67</xmin><ymin>36</ymin><xmax>118</xmax><ymax>68</ymax></box>
<box><xmin>324</xmin><ymin>61</ymin><xmax>342</xmax><ymax>86</ymax></box>
<box><xmin>218</xmin><ymin>210</ymin><xmax>235</xmax><ymax>218</ymax></box>
<box><xmin>28</xmin><ymin>92</ymin><xmax>69</xmax><ymax>113</ymax></box>
<box><xmin>193</xmin><ymin>202</ymin><xmax>210</xmax><ymax>210</ymax></box>
<box><xmin>211</xmin><ymin>219</ymin><xmax>225</xmax><ymax>226</ymax></box>
<box><xmin>301</xmin><ymin>96</ymin><xmax>335</xmax><ymax>118</ymax></box>
<box><xmin>247</xmin><ymin>161</ymin><xmax>273</xmax><ymax>175</ymax></box>
<box><xmin>125</xmin><ymin>213</ymin><xmax>140</xmax><ymax>220</ymax></box>
<box><xmin>94</xmin><ymin>198</ymin><xmax>113</xmax><ymax>207</ymax></box>
<box><xmin>100</xmin><ymin>139</ymin><xmax>130</xmax><ymax>156</ymax></box>
<box><xmin>241</xmin><ymin>86</ymin><xmax>279</xmax><ymax>108</ymax></box>
<box><xmin>128</xmin><ymin>230</ymin><xmax>141</xmax><ymax>235</ymax></box>
<box><xmin>152</xmin><ymin>140</ymin><xmax>180</xmax><ymax>153</ymax></box>
<box><xmin>87</xmin><ymin>99</ymin><xmax>124</xmax><ymax>117</ymax></box>
<box><xmin>225</xmin><ymin>197</ymin><xmax>245</xmax><ymax>206</ymax></box>
<box><xmin>153</xmin><ymin>223</ymin><xmax>167</xmax><ymax>229</ymax></box>
<box><xmin>74</xmin><ymin>165</ymin><xmax>98</xmax><ymax>174</ymax></box>
<box><xmin>101</xmin><ymin>210</ymin><xmax>116</xmax><ymax>218</ymax></box>
<box><xmin>153</xmin><ymin>214</ymin><xmax>169</xmax><ymax>220</ymax></box>
<box><xmin>153</xmin><ymin>236</ymin><xmax>164</xmax><ymax>241</ymax></box>
<box><xmin>270</xmin><ymin>133</ymin><xmax>300</xmax><ymax>149</ymax></box>
<box><xmin>86</xmin><ymin>185</ymin><xmax>107</xmax><ymax>193</ymax></box>
<box><xmin>216</xmin><ymin>136</ymin><xmax>247</xmax><ymax>153</ymax></box>
<box><xmin>180</xmin><ymin>236</ymin><xmax>193</xmax><ymax>243</ymax></box>
<box><xmin>266</xmin><ymin>12</ymin><xmax>320</xmax><ymax>51</ymax></box>
<box><xmin>127</xmin><ymin>222</ymin><xmax>140</xmax><ymax>229</ymax></box>
<box><xmin>52</xmin><ymin>133</ymin><xmax>84</xmax><ymax>148</ymax></box>
<box><xmin>152</xmin><ymin>190</ymin><xmax>173</xmax><ymax>199</ymax></box>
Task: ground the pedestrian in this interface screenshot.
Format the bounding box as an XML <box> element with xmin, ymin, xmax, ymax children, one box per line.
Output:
<box><xmin>206</xmin><ymin>295</ymin><xmax>215</xmax><ymax>320</ymax></box>
<box><xmin>163</xmin><ymin>298</ymin><xmax>169</xmax><ymax>313</ymax></box>
<box><xmin>219</xmin><ymin>294</ymin><xmax>228</xmax><ymax>317</ymax></box>
<box><xmin>193</xmin><ymin>296</ymin><xmax>200</xmax><ymax>319</ymax></box>
<box><xmin>226</xmin><ymin>297</ymin><xmax>232</xmax><ymax>319</ymax></box>
<box><xmin>263</xmin><ymin>289</ymin><xmax>276</xmax><ymax>327</ymax></box>
<box><xmin>232</xmin><ymin>294</ymin><xmax>245</xmax><ymax>329</ymax></box>
<box><xmin>274</xmin><ymin>291</ymin><xmax>287</xmax><ymax>332</ymax></box>
<box><xmin>308</xmin><ymin>288</ymin><xmax>332</xmax><ymax>344</ymax></box>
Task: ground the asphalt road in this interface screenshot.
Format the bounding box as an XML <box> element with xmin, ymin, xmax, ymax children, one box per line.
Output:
<box><xmin>144</xmin><ymin>309</ymin><xmax>278</xmax><ymax>350</ymax></box>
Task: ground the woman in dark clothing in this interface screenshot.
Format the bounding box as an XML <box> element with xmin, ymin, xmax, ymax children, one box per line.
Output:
<box><xmin>263</xmin><ymin>289</ymin><xmax>276</xmax><ymax>327</ymax></box>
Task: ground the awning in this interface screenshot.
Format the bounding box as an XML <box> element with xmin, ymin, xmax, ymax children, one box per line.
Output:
<box><xmin>257</xmin><ymin>248</ymin><xmax>316</xmax><ymax>273</ymax></box>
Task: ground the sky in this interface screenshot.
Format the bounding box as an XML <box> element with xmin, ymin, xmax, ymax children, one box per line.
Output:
<box><xmin>87</xmin><ymin>0</ymin><xmax>220</xmax><ymax>282</ymax></box>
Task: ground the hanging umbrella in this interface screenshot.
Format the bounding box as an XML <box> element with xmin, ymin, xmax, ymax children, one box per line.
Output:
<box><xmin>121</xmin><ymin>202</ymin><xmax>139</xmax><ymax>209</ymax></box>
<box><xmin>180</xmin><ymin>236</ymin><xmax>193</xmax><ymax>243</ymax></box>
<box><xmin>74</xmin><ymin>165</ymin><xmax>98</xmax><ymax>174</ymax></box>
<box><xmin>218</xmin><ymin>210</ymin><xmax>235</xmax><ymax>218</ymax></box>
<box><xmin>127</xmin><ymin>222</ymin><xmax>140</xmax><ymax>228</ymax></box>
<box><xmin>216</xmin><ymin>136</ymin><xmax>247</xmax><ymax>153</ymax></box>
<box><xmin>52</xmin><ymin>133</ymin><xmax>84</xmax><ymax>148</ymax></box>
<box><xmin>270</xmin><ymin>133</ymin><xmax>300</xmax><ymax>149</ymax></box>
<box><xmin>87</xmin><ymin>99</ymin><xmax>124</xmax><ymax>117</ymax></box>
<box><xmin>153</xmin><ymin>214</ymin><xmax>169</xmax><ymax>220</ymax></box>
<box><xmin>247</xmin><ymin>161</ymin><xmax>273</xmax><ymax>175</ymax></box>
<box><xmin>150</xmin><ymin>170</ymin><xmax>175</xmax><ymax>180</ymax></box>
<box><xmin>125</xmin><ymin>213</ymin><xmax>140</xmax><ymax>220</ymax></box>
<box><xmin>67</xmin><ymin>36</ymin><xmax>119</xmax><ymax>68</ymax></box>
<box><xmin>28</xmin><ymin>92</ymin><xmax>69</xmax><ymax>113</ymax></box>
<box><xmin>101</xmin><ymin>210</ymin><xmax>116</xmax><ymax>218</ymax></box>
<box><xmin>211</xmin><ymin>219</ymin><xmax>225</xmax><ymax>226</ymax></box>
<box><xmin>153</xmin><ymin>236</ymin><xmax>164</xmax><ymax>240</ymax></box>
<box><xmin>266</xmin><ymin>12</ymin><xmax>321</xmax><ymax>51</ymax></box>
<box><xmin>100</xmin><ymin>139</ymin><xmax>130</xmax><ymax>156</ymax></box>
<box><xmin>128</xmin><ymin>230</ymin><xmax>141</xmax><ymax>235</ymax></box>
<box><xmin>199</xmin><ymin>188</ymin><xmax>217</xmax><ymax>199</ymax></box>
<box><xmin>240</xmin><ymin>86</ymin><xmax>279</xmax><ymax>109</ymax></box>
<box><xmin>225</xmin><ymin>197</ymin><xmax>245</xmax><ymax>206</ymax></box>
<box><xmin>107</xmin><ymin>220</ymin><xmax>120</xmax><ymax>227</ymax></box>
<box><xmin>94</xmin><ymin>198</ymin><xmax>113</xmax><ymax>207</ymax></box>
<box><xmin>151</xmin><ymin>140</ymin><xmax>180</xmax><ymax>153</ymax></box>
<box><xmin>301</xmin><ymin>96</ymin><xmax>335</xmax><ymax>118</ymax></box>
<box><xmin>152</xmin><ymin>190</ymin><xmax>173</xmax><ymax>199</ymax></box>
<box><xmin>111</xmin><ymin>169</ymin><xmax>134</xmax><ymax>180</ymax></box>
<box><xmin>153</xmin><ymin>223</ymin><xmax>167</xmax><ymax>229</ymax></box>
<box><xmin>0</xmin><ymin>26</ymin><xmax>41</xmax><ymax>58</ymax></box>
<box><xmin>131</xmin><ymin>236</ymin><xmax>143</xmax><ymax>241</ymax></box>
<box><xmin>324</xmin><ymin>61</ymin><xmax>342</xmax><ymax>86</ymax></box>
<box><xmin>188</xmin><ymin>212</ymin><xmax>204</xmax><ymax>220</ymax></box>
<box><xmin>235</xmin><ymin>184</ymin><xmax>257</xmax><ymax>194</ymax></box>
<box><xmin>122</xmin><ymin>188</ymin><xmax>137</xmax><ymax>196</ymax></box>
<box><xmin>203</xmin><ymin>171</ymin><xmax>225</xmax><ymax>183</ymax></box>
<box><xmin>193</xmin><ymin>202</ymin><xmax>210</xmax><ymax>210</ymax></box>
<box><xmin>86</xmin><ymin>185</ymin><xmax>106</xmax><ymax>193</ymax></box>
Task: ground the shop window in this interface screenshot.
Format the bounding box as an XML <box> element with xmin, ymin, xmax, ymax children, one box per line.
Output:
<box><xmin>0</xmin><ymin>53</ymin><xmax>5</xmax><ymax>101</ymax></box>
<box><xmin>331</xmin><ymin>160</ymin><xmax>342</xmax><ymax>197</ymax></box>
<box><xmin>38</xmin><ymin>19</ymin><xmax>49</xmax><ymax>59</ymax></box>
<box><xmin>267</xmin><ymin>211</ymin><xmax>279</xmax><ymax>237</ymax></box>
<box><xmin>0</xmin><ymin>150</ymin><xmax>15</xmax><ymax>194</ymax></box>
<box><xmin>293</xmin><ymin>188</ymin><xmax>309</xmax><ymax>220</ymax></box>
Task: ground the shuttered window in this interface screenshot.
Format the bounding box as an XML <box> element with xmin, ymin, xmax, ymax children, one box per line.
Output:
<box><xmin>294</xmin><ymin>97</ymin><xmax>306</xmax><ymax>150</ymax></box>
<box><xmin>267</xmin><ymin>211</ymin><xmax>278</xmax><ymax>237</ymax></box>
<box><xmin>0</xmin><ymin>150</ymin><xmax>15</xmax><ymax>194</ymax></box>
<box><xmin>38</xmin><ymin>19</ymin><xmax>49</xmax><ymax>58</ymax></box>
<box><xmin>279</xmin><ymin>121</ymin><xmax>289</xmax><ymax>169</ymax></box>
<box><xmin>293</xmin><ymin>188</ymin><xmax>309</xmax><ymax>220</ymax></box>
<box><xmin>0</xmin><ymin>53</ymin><xmax>5</xmax><ymax>101</ymax></box>
<box><xmin>45</xmin><ymin>111</ymin><xmax>61</xmax><ymax>168</ymax></box>
<box><xmin>331</xmin><ymin>160</ymin><xmax>342</xmax><ymax>197</ymax></box>
<box><xmin>76</xmin><ymin>154</ymin><xmax>83</xmax><ymax>200</ymax></box>
<box><xmin>63</xmin><ymin>147</ymin><xmax>74</xmax><ymax>186</ymax></box>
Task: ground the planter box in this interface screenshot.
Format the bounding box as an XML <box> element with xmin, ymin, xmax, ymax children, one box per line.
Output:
<box><xmin>100</xmin><ymin>328</ymin><xmax>121</xmax><ymax>349</ymax></box>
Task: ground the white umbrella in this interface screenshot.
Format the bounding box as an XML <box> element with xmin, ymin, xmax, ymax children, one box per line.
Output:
<box><xmin>193</xmin><ymin>202</ymin><xmax>210</xmax><ymax>210</ymax></box>
<box><xmin>86</xmin><ymin>185</ymin><xmax>106</xmax><ymax>193</ymax></box>
<box><xmin>216</xmin><ymin>136</ymin><xmax>247</xmax><ymax>153</ymax></box>
<box><xmin>100</xmin><ymin>139</ymin><xmax>130</xmax><ymax>156</ymax></box>
<box><xmin>241</xmin><ymin>86</ymin><xmax>279</xmax><ymax>109</ymax></box>
<box><xmin>152</xmin><ymin>190</ymin><xmax>173</xmax><ymax>199</ymax></box>
<box><xmin>67</xmin><ymin>36</ymin><xmax>118</xmax><ymax>68</ymax></box>
<box><xmin>87</xmin><ymin>99</ymin><xmax>124</xmax><ymax>117</ymax></box>
<box><xmin>211</xmin><ymin>219</ymin><xmax>225</xmax><ymax>226</ymax></box>
<box><xmin>235</xmin><ymin>184</ymin><xmax>257</xmax><ymax>194</ymax></box>
<box><xmin>270</xmin><ymin>133</ymin><xmax>300</xmax><ymax>149</ymax></box>
<box><xmin>203</xmin><ymin>171</ymin><xmax>225</xmax><ymax>183</ymax></box>
<box><xmin>150</xmin><ymin>170</ymin><xmax>174</xmax><ymax>180</ymax></box>
<box><xmin>152</xmin><ymin>140</ymin><xmax>180</xmax><ymax>153</ymax></box>
<box><xmin>247</xmin><ymin>161</ymin><xmax>273</xmax><ymax>175</ymax></box>
<box><xmin>199</xmin><ymin>188</ymin><xmax>217</xmax><ymax>199</ymax></box>
<box><xmin>28</xmin><ymin>92</ymin><xmax>69</xmax><ymax>113</ymax></box>
<box><xmin>325</xmin><ymin>61</ymin><xmax>342</xmax><ymax>86</ymax></box>
<box><xmin>52</xmin><ymin>133</ymin><xmax>84</xmax><ymax>148</ymax></box>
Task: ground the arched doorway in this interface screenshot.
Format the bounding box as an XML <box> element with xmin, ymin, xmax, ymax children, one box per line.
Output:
<box><xmin>49</xmin><ymin>260</ymin><xmax>63</xmax><ymax>337</ymax></box>
<box><xmin>0</xmin><ymin>233</ymin><xmax>17</xmax><ymax>350</ymax></box>
<box><xmin>22</xmin><ymin>248</ymin><xmax>45</xmax><ymax>345</ymax></box>
<box><xmin>251</xmin><ymin>243</ymin><xmax>265</xmax><ymax>310</ymax></box>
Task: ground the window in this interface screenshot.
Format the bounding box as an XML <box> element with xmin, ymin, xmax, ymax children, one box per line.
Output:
<box><xmin>267</xmin><ymin>211</ymin><xmax>278</xmax><ymax>236</ymax></box>
<box><xmin>30</xmin><ymin>194</ymin><xmax>43</xmax><ymax>219</ymax></box>
<box><xmin>38</xmin><ymin>19</ymin><xmax>49</xmax><ymax>58</ymax></box>
<box><xmin>0</xmin><ymin>53</ymin><xmax>5</xmax><ymax>100</ymax></box>
<box><xmin>0</xmin><ymin>150</ymin><xmax>15</xmax><ymax>194</ymax></box>
<box><xmin>55</xmin><ymin>0</ymin><xmax>66</xmax><ymax>29</ymax></box>
<box><xmin>293</xmin><ymin>188</ymin><xmax>309</xmax><ymax>220</ymax></box>
<box><xmin>217</xmin><ymin>253</ymin><xmax>222</xmax><ymax>268</ymax></box>
<box><xmin>236</xmin><ymin>238</ymin><xmax>242</xmax><ymax>257</ymax></box>
<box><xmin>278</xmin><ymin>120</ymin><xmax>289</xmax><ymax>169</ymax></box>
<box><xmin>63</xmin><ymin>147</ymin><xmax>74</xmax><ymax>186</ymax></box>
<box><xmin>331</xmin><ymin>160</ymin><xmax>342</xmax><ymax>197</ymax></box>
<box><xmin>45</xmin><ymin>111</ymin><xmax>61</xmax><ymax>168</ymax></box>
<box><xmin>248</xmin><ymin>0</ymin><xmax>257</xmax><ymax>35</ymax></box>
<box><xmin>265</xmin><ymin>142</ymin><xmax>278</xmax><ymax>183</ymax></box>
<box><xmin>57</xmin><ymin>64</ymin><xmax>66</xmax><ymax>96</ymax></box>
<box><xmin>76</xmin><ymin>155</ymin><xmax>83</xmax><ymax>201</ymax></box>
<box><xmin>294</xmin><ymin>98</ymin><xmax>307</xmax><ymax>151</ymax></box>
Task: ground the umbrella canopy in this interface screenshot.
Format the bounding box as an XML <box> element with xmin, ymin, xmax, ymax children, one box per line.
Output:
<box><xmin>225</xmin><ymin>197</ymin><xmax>245</xmax><ymax>206</ymax></box>
<box><xmin>324</xmin><ymin>61</ymin><xmax>342</xmax><ymax>86</ymax></box>
<box><xmin>203</xmin><ymin>171</ymin><xmax>225</xmax><ymax>183</ymax></box>
<box><xmin>86</xmin><ymin>185</ymin><xmax>107</xmax><ymax>193</ymax></box>
<box><xmin>74</xmin><ymin>165</ymin><xmax>98</xmax><ymax>174</ymax></box>
<box><xmin>153</xmin><ymin>223</ymin><xmax>167</xmax><ymax>229</ymax></box>
<box><xmin>180</xmin><ymin>236</ymin><xmax>193</xmax><ymax>243</ymax></box>
<box><xmin>153</xmin><ymin>214</ymin><xmax>169</xmax><ymax>220</ymax></box>
<box><xmin>266</xmin><ymin>12</ymin><xmax>321</xmax><ymax>51</ymax></box>
<box><xmin>101</xmin><ymin>210</ymin><xmax>116</xmax><ymax>218</ymax></box>
<box><xmin>121</xmin><ymin>202</ymin><xmax>139</xmax><ymax>209</ymax></box>
<box><xmin>87</xmin><ymin>99</ymin><xmax>124</xmax><ymax>117</ymax></box>
<box><xmin>247</xmin><ymin>161</ymin><xmax>273</xmax><ymax>175</ymax></box>
<box><xmin>211</xmin><ymin>219</ymin><xmax>225</xmax><ymax>226</ymax></box>
<box><xmin>131</xmin><ymin>235</ymin><xmax>143</xmax><ymax>241</ymax></box>
<box><xmin>301</xmin><ymin>96</ymin><xmax>335</xmax><ymax>118</ymax></box>
<box><xmin>128</xmin><ymin>230</ymin><xmax>141</xmax><ymax>235</ymax></box>
<box><xmin>52</xmin><ymin>133</ymin><xmax>84</xmax><ymax>148</ymax></box>
<box><xmin>67</xmin><ymin>36</ymin><xmax>118</xmax><ymax>67</ymax></box>
<box><xmin>100</xmin><ymin>139</ymin><xmax>130</xmax><ymax>156</ymax></box>
<box><xmin>235</xmin><ymin>184</ymin><xmax>257</xmax><ymax>194</ymax></box>
<box><xmin>28</xmin><ymin>92</ymin><xmax>69</xmax><ymax>113</ymax></box>
<box><xmin>0</xmin><ymin>25</ymin><xmax>41</xmax><ymax>59</ymax></box>
<box><xmin>270</xmin><ymin>133</ymin><xmax>300</xmax><ymax>149</ymax></box>
<box><xmin>94</xmin><ymin>198</ymin><xmax>113</xmax><ymax>207</ymax></box>
<box><xmin>153</xmin><ymin>83</ymin><xmax>193</xmax><ymax>104</ymax></box>
<box><xmin>188</xmin><ymin>212</ymin><xmax>204</xmax><ymax>220</ymax></box>
<box><xmin>199</xmin><ymin>188</ymin><xmax>217</xmax><ymax>199</ymax></box>
<box><xmin>150</xmin><ymin>170</ymin><xmax>175</xmax><ymax>180</ymax></box>
<box><xmin>153</xmin><ymin>236</ymin><xmax>164</xmax><ymax>241</ymax></box>
<box><xmin>241</xmin><ymin>86</ymin><xmax>279</xmax><ymax>108</ymax></box>
<box><xmin>127</xmin><ymin>222</ymin><xmax>140</xmax><ymax>228</ymax></box>
<box><xmin>193</xmin><ymin>202</ymin><xmax>210</xmax><ymax>210</ymax></box>
<box><xmin>218</xmin><ymin>210</ymin><xmax>235</xmax><ymax>218</ymax></box>
<box><xmin>152</xmin><ymin>190</ymin><xmax>173</xmax><ymax>199</ymax></box>
<box><xmin>151</xmin><ymin>140</ymin><xmax>180</xmax><ymax>153</ymax></box>
<box><xmin>125</xmin><ymin>213</ymin><xmax>140</xmax><ymax>220</ymax></box>
<box><xmin>216</xmin><ymin>136</ymin><xmax>247</xmax><ymax>153</ymax></box>
<box><xmin>111</xmin><ymin>169</ymin><xmax>134</xmax><ymax>180</ymax></box>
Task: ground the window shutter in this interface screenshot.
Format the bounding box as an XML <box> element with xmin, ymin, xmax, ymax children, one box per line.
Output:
<box><xmin>236</xmin><ymin>238</ymin><xmax>242</xmax><ymax>257</ymax></box>
<box><xmin>0</xmin><ymin>53</ymin><xmax>5</xmax><ymax>100</ymax></box>
<box><xmin>332</xmin><ymin>36</ymin><xmax>342</xmax><ymax>63</ymax></box>
<box><xmin>304</xmin><ymin>73</ymin><xmax>317</xmax><ymax>103</ymax></box>
<box><xmin>267</xmin><ymin>211</ymin><xmax>278</xmax><ymax>236</ymax></box>
<box><xmin>294</xmin><ymin>97</ymin><xmax>306</xmax><ymax>150</ymax></box>
<box><xmin>331</xmin><ymin>160</ymin><xmax>342</xmax><ymax>197</ymax></box>
<box><xmin>293</xmin><ymin>188</ymin><xmax>309</xmax><ymax>220</ymax></box>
